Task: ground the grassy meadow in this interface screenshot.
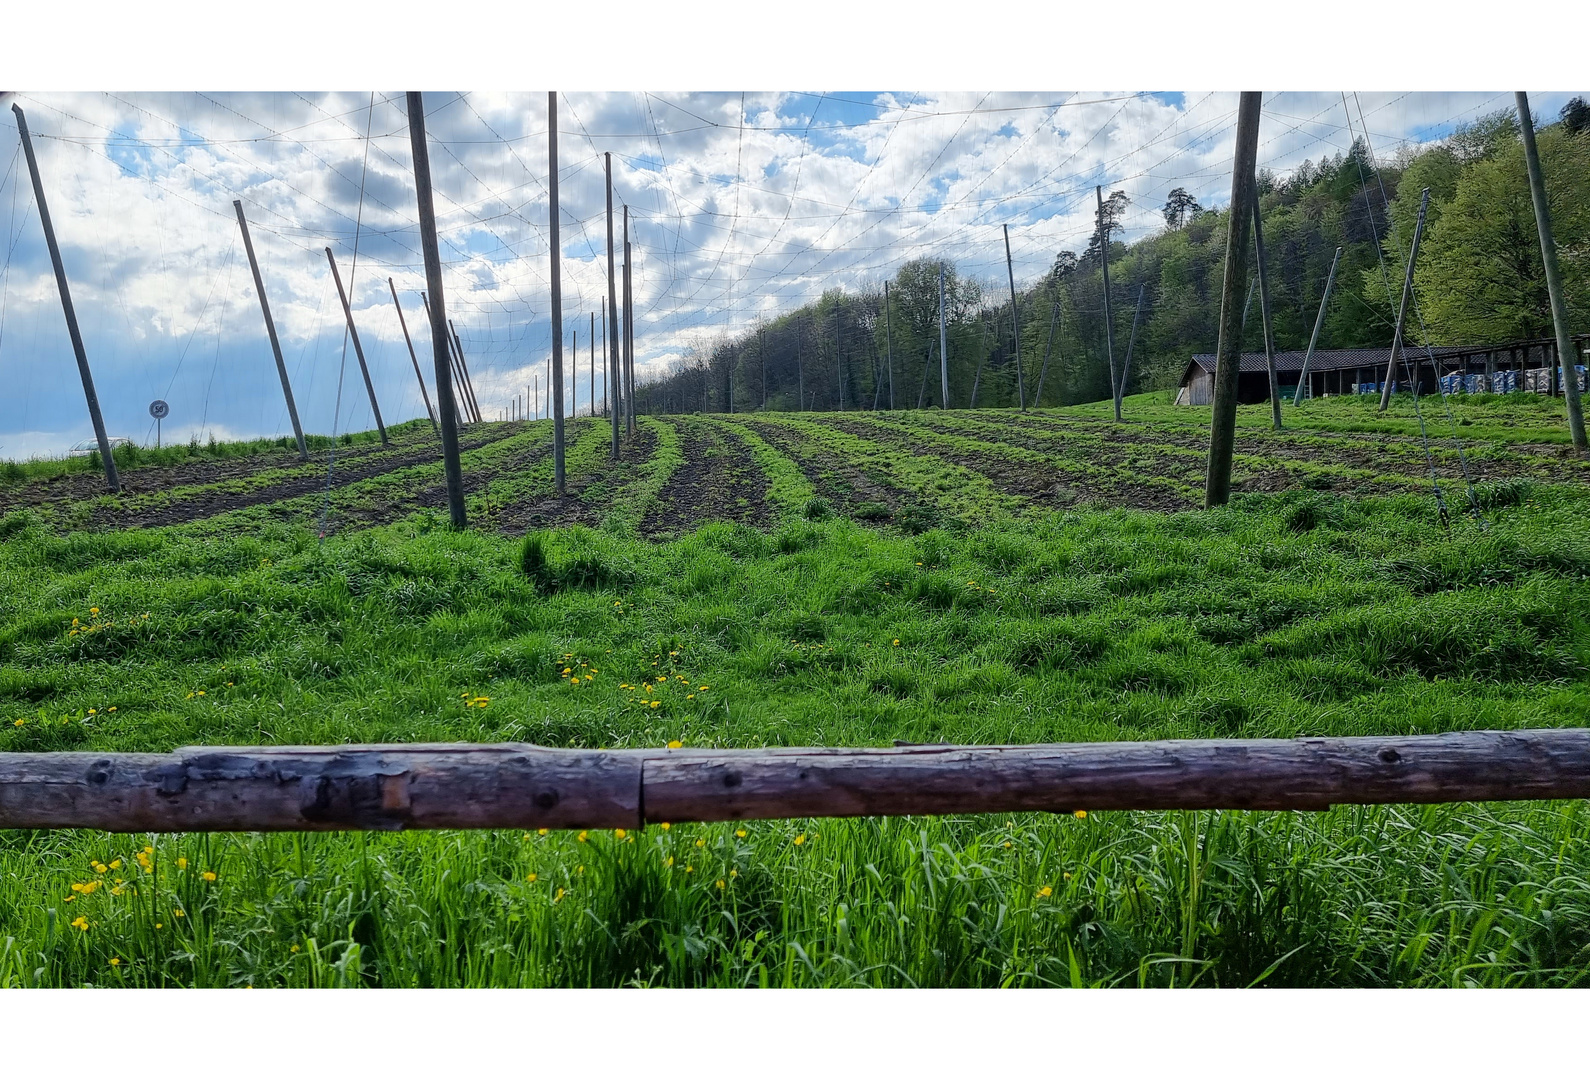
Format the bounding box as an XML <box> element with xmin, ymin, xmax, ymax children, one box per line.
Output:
<box><xmin>2</xmin><ymin>393</ymin><xmax>1589</xmax><ymax>986</ymax></box>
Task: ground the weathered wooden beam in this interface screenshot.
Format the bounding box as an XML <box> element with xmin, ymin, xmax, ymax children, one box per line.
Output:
<box><xmin>2</xmin><ymin>730</ymin><xmax>1587</xmax><ymax>833</ymax></box>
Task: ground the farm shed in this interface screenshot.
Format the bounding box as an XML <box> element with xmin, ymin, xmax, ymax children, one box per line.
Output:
<box><xmin>1176</xmin><ymin>335</ymin><xmax>1590</xmax><ymax>405</ymax></box>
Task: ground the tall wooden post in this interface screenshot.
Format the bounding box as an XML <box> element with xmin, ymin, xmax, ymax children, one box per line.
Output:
<box><xmin>601</xmin><ymin>300</ymin><xmax>609</xmax><ymax>418</ymax></box>
<box><xmin>605</xmin><ymin>155</ymin><xmax>621</xmax><ymax>456</ymax></box>
<box><xmin>884</xmin><ymin>280</ymin><xmax>896</xmax><ymax>410</ymax></box>
<box><xmin>1517</xmin><ymin>92</ymin><xmax>1588</xmax><ymax>449</ymax></box>
<box><xmin>1116</xmin><ymin>285</ymin><xmax>1146</xmax><ymax>416</ymax></box>
<box><xmin>325</xmin><ymin>247</ymin><xmax>389</xmax><ymax>446</ymax></box>
<box><xmin>547</xmin><ymin>92</ymin><xmax>567</xmax><ymax>492</ymax></box>
<box><xmin>406</xmin><ymin>91</ymin><xmax>465</xmax><ymax>528</ymax></box>
<box><xmin>1036</xmin><ymin>299</ymin><xmax>1060</xmax><ymax>408</ymax></box>
<box><xmin>623</xmin><ymin>207</ymin><xmax>635</xmax><ymax>433</ymax></box>
<box><xmin>938</xmin><ymin>263</ymin><xmax>951</xmax><ymax>409</ymax></box>
<box><xmin>1250</xmin><ymin>189</ymin><xmax>1282</xmax><ymax>429</ymax></box>
<box><xmin>235</xmin><ymin>202</ymin><xmax>310</xmax><ymax>459</ymax></box>
<box><xmin>1376</xmin><ymin>188</ymin><xmax>1430</xmax><ymax>411</ymax></box>
<box><xmin>387</xmin><ymin>278</ymin><xmax>437</xmax><ymax>432</ymax></box>
<box><xmin>590</xmin><ymin>312</ymin><xmax>596</xmax><ymax>418</ymax></box>
<box><xmin>1096</xmin><ymin>188</ymin><xmax>1120</xmax><ymax>421</ymax></box>
<box><xmin>1204</xmin><ymin>92</ymin><xmax>1263</xmax><ymax>509</ymax></box>
<box><xmin>12</xmin><ymin>104</ymin><xmax>119</xmax><ymax>492</ymax></box>
<box><xmin>1292</xmin><ymin>247</ymin><xmax>1341</xmax><ymax>406</ymax></box>
<box><xmin>1003</xmin><ymin>225</ymin><xmax>1025</xmax><ymax>409</ymax></box>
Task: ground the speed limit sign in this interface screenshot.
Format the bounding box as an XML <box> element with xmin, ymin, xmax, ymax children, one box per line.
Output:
<box><xmin>148</xmin><ymin>399</ymin><xmax>170</xmax><ymax>420</ymax></box>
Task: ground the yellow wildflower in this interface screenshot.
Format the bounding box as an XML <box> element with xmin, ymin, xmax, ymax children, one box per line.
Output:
<box><xmin>614</xmin><ymin>829</ymin><xmax>627</xmax><ymax>839</ymax></box>
<box><xmin>290</xmin><ymin>944</ymin><xmax>300</xmax><ymax>953</ymax></box>
<box><xmin>650</xmin><ymin>701</ymin><xmax>660</xmax><ymax>708</ymax></box>
<box><xmin>109</xmin><ymin>859</ymin><xmax>120</xmax><ymax>870</ymax></box>
<box><xmin>71</xmin><ymin>916</ymin><xmax>89</xmax><ymax>931</ymax></box>
<box><xmin>1074</xmin><ymin>810</ymin><xmax>1087</xmax><ymax>820</ymax></box>
<box><xmin>577</xmin><ymin>831</ymin><xmax>588</xmax><ymax>843</ymax></box>
<box><xmin>695</xmin><ymin>838</ymin><xmax>705</xmax><ymax>848</ymax></box>
<box><xmin>699</xmin><ymin>685</ymin><xmax>709</xmax><ymax>692</ymax></box>
<box><xmin>793</xmin><ymin>834</ymin><xmax>806</xmax><ymax>846</ymax></box>
<box><xmin>1038</xmin><ymin>886</ymin><xmax>1053</xmax><ymax>898</ymax></box>
<box><xmin>555</xmin><ymin>888</ymin><xmax>565</xmax><ymax>901</ymax></box>
<box><xmin>90</xmin><ymin>607</ymin><xmax>99</xmax><ymax>615</ymax></box>
<box><xmin>537</xmin><ymin>828</ymin><xmax>549</xmax><ymax>836</ymax></box>
<box><xmin>176</xmin><ymin>857</ymin><xmax>187</xmax><ymax>870</ymax></box>
<box><xmin>526</xmin><ymin>873</ymin><xmax>538</xmax><ymax>883</ymax></box>
<box><xmin>109</xmin><ymin>957</ymin><xmax>120</xmax><ymax>967</ymax></box>
<box><xmin>735</xmin><ymin>829</ymin><xmax>747</xmax><ymax>838</ymax></box>
<box><xmin>716</xmin><ymin>879</ymin><xmax>725</xmax><ymax>890</ymax></box>
<box><xmin>201</xmin><ymin>871</ymin><xmax>217</xmax><ymax>882</ymax></box>
<box><xmin>660</xmin><ymin>822</ymin><xmax>671</xmax><ymax>831</ymax></box>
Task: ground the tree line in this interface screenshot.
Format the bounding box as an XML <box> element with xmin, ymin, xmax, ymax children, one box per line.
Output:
<box><xmin>633</xmin><ymin>99</ymin><xmax>1590</xmax><ymax>414</ymax></box>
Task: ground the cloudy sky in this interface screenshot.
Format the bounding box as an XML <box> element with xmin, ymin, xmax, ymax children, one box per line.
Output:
<box><xmin>0</xmin><ymin>89</ymin><xmax>1577</xmax><ymax>458</ymax></box>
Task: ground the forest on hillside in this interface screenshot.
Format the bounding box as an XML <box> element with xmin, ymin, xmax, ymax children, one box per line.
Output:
<box><xmin>634</xmin><ymin>99</ymin><xmax>1590</xmax><ymax>414</ymax></box>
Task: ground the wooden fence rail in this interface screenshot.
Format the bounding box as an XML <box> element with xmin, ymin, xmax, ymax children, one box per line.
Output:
<box><xmin>2</xmin><ymin>729</ymin><xmax>1588</xmax><ymax>833</ymax></box>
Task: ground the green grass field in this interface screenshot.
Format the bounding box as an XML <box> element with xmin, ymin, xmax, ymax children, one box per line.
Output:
<box><xmin>2</xmin><ymin>393</ymin><xmax>1589</xmax><ymax>987</ymax></box>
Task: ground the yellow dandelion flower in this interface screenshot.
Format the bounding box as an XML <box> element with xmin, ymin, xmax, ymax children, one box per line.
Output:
<box><xmin>526</xmin><ymin>873</ymin><xmax>538</xmax><ymax>883</ymax></box>
<box><xmin>537</xmin><ymin>828</ymin><xmax>549</xmax><ymax>836</ymax></box>
<box><xmin>716</xmin><ymin>879</ymin><xmax>725</xmax><ymax>890</ymax></box>
<box><xmin>176</xmin><ymin>857</ymin><xmax>187</xmax><ymax>870</ymax></box>
<box><xmin>109</xmin><ymin>859</ymin><xmax>120</xmax><ymax>870</ymax></box>
<box><xmin>70</xmin><ymin>916</ymin><xmax>89</xmax><ymax>931</ymax></box>
<box><xmin>687</xmin><ymin>694</ymin><xmax>696</xmax><ymax>700</ymax></box>
<box><xmin>614</xmin><ymin>828</ymin><xmax>627</xmax><ymax>839</ymax></box>
<box><xmin>1074</xmin><ymin>810</ymin><xmax>1087</xmax><ymax>819</ymax></box>
<box><xmin>699</xmin><ymin>685</ymin><xmax>709</xmax><ymax>691</ymax></box>
<box><xmin>290</xmin><ymin>944</ymin><xmax>300</xmax><ymax>953</ymax></box>
<box><xmin>729</xmin><ymin>869</ymin><xmax>738</xmax><ymax>878</ymax></box>
<box><xmin>892</xmin><ymin>639</ymin><xmax>900</xmax><ymax>646</ymax></box>
<box><xmin>793</xmin><ymin>834</ymin><xmax>806</xmax><ymax>846</ymax></box>
<box><xmin>173</xmin><ymin>909</ymin><xmax>185</xmax><ymax>918</ymax></box>
<box><xmin>90</xmin><ymin>607</ymin><xmax>99</xmax><ymax>615</ymax></box>
<box><xmin>88</xmin><ymin>708</ymin><xmax>97</xmax><ymax>715</ymax></box>
<box><xmin>1003</xmin><ymin>842</ymin><xmax>1012</xmax><ymax>849</ymax></box>
<box><xmin>201</xmin><ymin>871</ymin><xmax>216</xmax><ymax>882</ymax></box>
<box><xmin>555</xmin><ymin>888</ymin><xmax>565</xmax><ymax>901</ymax></box>
<box><xmin>695</xmin><ymin>838</ymin><xmax>705</xmax><ymax>848</ymax></box>
<box><xmin>665</xmin><ymin>856</ymin><xmax>674</xmax><ymax>867</ymax></box>
<box><xmin>154</xmin><ymin>923</ymin><xmax>163</xmax><ymax>930</ymax></box>
<box><xmin>650</xmin><ymin>701</ymin><xmax>660</xmax><ymax>708</ymax></box>
<box><xmin>684</xmin><ymin>865</ymin><xmax>694</xmax><ymax>873</ymax></box>
<box><xmin>1038</xmin><ymin>886</ymin><xmax>1053</xmax><ymax>898</ymax></box>
<box><xmin>196</xmin><ymin>690</ymin><xmax>205</xmax><ymax>697</ymax></box>
<box><xmin>667</xmin><ymin>740</ymin><xmax>682</xmax><ymax>749</ymax></box>
<box><xmin>660</xmin><ymin>822</ymin><xmax>671</xmax><ymax>831</ymax></box>
<box><xmin>109</xmin><ymin>957</ymin><xmax>121</xmax><ymax>967</ymax></box>
<box><xmin>577</xmin><ymin>831</ymin><xmax>588</xmax><ymax>843</ymax></box>
<box><xmin>107</xmin><ymin>707</ymin><xmax>116</xmax><ymax>713</ymax></box>
<box><xmin>1063</xmin><ymin>872</ymin><xmax>1072</xmax><ymax>880</ymax></box>
<box><xmin>735</xmin><ymin>829</ymin><xmax>747</xmax><ymax>838</ymax></box>
<box><xmin>11</xmin><ymin>719</ymin><xmax>21</xmax><ymax>727</ymax></box>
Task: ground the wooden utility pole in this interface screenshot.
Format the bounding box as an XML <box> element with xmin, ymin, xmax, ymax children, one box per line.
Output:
<box><xmin>449</xmin><ymin>321</ymin><xmax>484</xmax><ymax>424</ymax></box>
<box><xmin>884</xmin><ymin>281</ymin><xmax>896</xmax><ymax>410</ymax></box>
<box><xmin>1002</xmin><ymin>225</ymin><xmax>1025</xmax><ymax>409</ymax></box>
<box><xmin>1096</xmin><ymin>187</ymin><xmax>1120</xmax><ymax>421</ymax></box>
<box><xmin>605</xmin><ymin>155</ymin><xmax>622</xmax><ymax>455</ymax></box>
<box><xmin>1292</xmin><ymin>247</ymin><xmax>1341</xmax><ymax>406</ymax></box>
<box><xmin>325</xmin><ymin>247</ymin><xmax>389</xmax><ymax>446</ymax></box>
<box><xmin>387</xmin><ymin>279</ymin><xmax>437</xmax><ymax>432</ymax></box>
<box><xmin>547</xmin><ymin>93</ymin><xmax>567</xmax><ymax>492</ymax></box>
<box><xmin>623</xmin><ymin>207</ymin><xmax>635</xmax><ymax>433</ymax></box>
<box><xmin>1250</xmin><ymin>190</ymin><xmax>1282</xmax><ymax>429</ymax></box>
<box><xmin>589</xmin><ymin>312</ymin><xmax>596</xmax><ymax>418</ymax></box>
<box><xmin>1204</xmin><ymin>92</ymin><xmax>1264</xmax><ymax>509</ymax></box>
<box><xmin>12</xmin><ymin>104</ymin><xmax>119</xmax><ymax>492</ymax></box>
<box><xmin>406</xmin><ymin>91</ymin><xmax>465</xmax><ymax>528</ymax></box>
<box><xmin>938</xmin><ymin>263</ymin><xmax>951</xmax><ymax>409</ymax></box>
<box><xmin>1036</xmin><ymin>299</ymin><xmax>1060</xmax><ymax>409</ymax></box>
<box><xmin>235</xmin><ymin>202</ymin><xmax>310</xmax><ymax>459</ymax></box>
<box><xmin>1116</xmin><ymin>285</ymin><xmax>1146</xmax><ymax>417</ymax></box>
<box><xmin>1517</xmin><ymin>92</ymin><xmax>1588</xmax><ymax>449</ymax></box>
<box><xmin>601</xmin><ymin>300</ymin><xmax>609</xmax><ymax>418</ymax></box>
<box><xmin>1377</xmin><ymin>188</ymin><xmax>1431</xmax><ymax>411</ymax></box>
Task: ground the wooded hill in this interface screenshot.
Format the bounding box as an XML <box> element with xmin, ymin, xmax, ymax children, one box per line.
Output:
<box><xmin>634</xmin><ymin>101</ymin><xmax>1590</xmax><ymax>414</ymax></box>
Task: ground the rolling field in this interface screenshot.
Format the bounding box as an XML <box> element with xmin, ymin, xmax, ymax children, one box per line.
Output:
<box><xmin>3</xmin><ymin>393</ymin><xmax>1590</xmax><ymax>987</ymax></box>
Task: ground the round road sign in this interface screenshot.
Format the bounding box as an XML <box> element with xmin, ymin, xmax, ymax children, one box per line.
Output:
<box><xmin>148</xmin><ymin>399</ymin><xmax>170</xmax><ymax>420</ymax></box>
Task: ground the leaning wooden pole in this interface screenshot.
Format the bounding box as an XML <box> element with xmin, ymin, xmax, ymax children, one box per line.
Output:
<box><xmin>547</xmin><ymin>92</ymin><xmax>567</xmax><ymax>492</ymax></box>
<box><xmin>938</xmin><ymin>263</ymin><xmax>951</xmax><ymax>409</ymax></box>
<box><xmin>623</xmin><ymin>207</ymin><xmax>636</xmax><ymax>433</ymax></box>
<box><xmin>1003</xmin><ymin>224</ymin><xmax>1025</xmax><ymax>409</ymax></box>
<box><xmin>1250</xmin><ymin>189</ymin><xmax>1282</xmax><ymax>430</ymax></box>
<box><xmin>1035</xmin><ymin>298</ymin><xmax>1060</xmax><ymax>408</ymax></box>
<box><xmin>325</xmin><ymin>247</ymin><xmax>390</xmax><ymax>446</ymax></box>
<box><xmin>1516</xmin><ymin>92</ymin><xmax>1589</xmax><ymax>450</ymax></box>
<box><xmin>387</xmin><ymin>278</ymin><xmax>437</xmax><ymax>432</ymax></box>
<box><xmin>1097</xmin><ymin>187</ymin><xmax>1120</xmax><ymax>422</ymax></box>
<box><xmin>235</xmin><ymin>201</ymin><xmax>310</xmax><ymax>459</ymax></box>
<box><xmin>5</xmin><ymin>729</ymin><xmax>1590</xmax><ymax>832</ymax></box>
<box><xmin>12</xmin><ymin>103</ymin><xmax>119</xmax><ymax>492</ymax></box>
<box><xmin>1292</xmin><ymin>246</ymin><xmax>1341</xmax><ymax>407</ymax></box>
<box><xmin>1204</xmin><ymin>91</ymin><xmax>1263</xmax><ymax>509</ymax></box>
<box><xmin>449</xmin><ymin>321</ymin><xmax>484</xmax><ymax>425</ymax></box>
<box><xmin>1115</xmin><ymin>285</ymin><xmax>1145</xmax><ymax>417</ymax></box>
<box><xmin>406</xmin><ymin>91</ymin><xmax>466</xmax><ymax>529</ymax></box>
<box><xmin>884</xmin><ymin>280</ymin><xmax>896</xmax><ymax>410</ymax></box>
<box><xmin>421</xmin><ymin>294</ymin><xmax>468</xmax><ymax>428</ymax></box>
<box><xmin>604</xmin><ymin>156</ymin><xmax>622</xmax><ymax>455</ymax></box>
<box><xmin>1377</xmin><ymin>188</ymin><xmax>1431</xmax><ymax>411</ymax></box>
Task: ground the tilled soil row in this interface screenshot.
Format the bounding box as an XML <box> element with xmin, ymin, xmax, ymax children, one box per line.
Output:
<box><xmin>83</xmin><ymin>426</ymin><xmax>527</xmax><ymax>531</ymax></box>
<box><xmin>812</xmin><ymin>415</ymin><xmax>1199</xmax><ymax>512</ymax></box>
<box><xmin>640</xmin><ymin>419</ymin><xmax>774</xmax><ymax>539</ymax></box>
<box><xmin>737</xmin><ymin>417</ymin><xmax>910</xmax><ymax>515</ymax></box>
<box><xmin>492</xmin><ymin>423</ymin><xmax>660</xmax><ymax>535</ymax></box>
